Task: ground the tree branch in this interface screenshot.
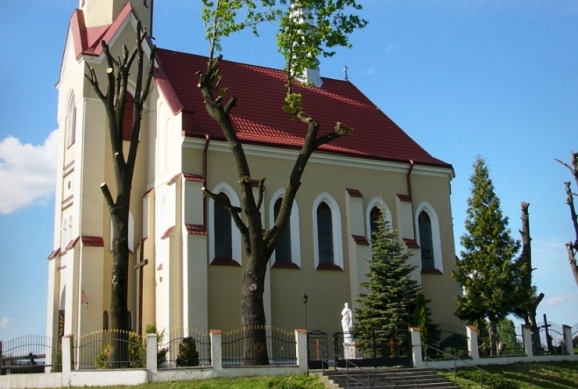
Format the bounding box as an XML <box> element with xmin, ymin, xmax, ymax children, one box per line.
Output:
<box><xmin>100</xmin><ymin>183</ymin><xmax>115</xmax><ymax>212</ymax></box>
<box><xmin>202</xmin><ymin>186</ymin><xmax>247</xmax><ymax>235</ymax></box>
<box><xmin>255</xmin><ymin>177</ymin><xmax>266</xmax><ymax>211</ymax></box>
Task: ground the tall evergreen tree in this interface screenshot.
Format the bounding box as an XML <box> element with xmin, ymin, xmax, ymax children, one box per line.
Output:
<box><xmin>452</xmin><ymin>156</ymin><xmax>521</xmax><ymax>356</ymax></box>
<box><xmin>355</xmin><ymin>207</ymin><xmax>420</xmax><ymax>355</ymax></box>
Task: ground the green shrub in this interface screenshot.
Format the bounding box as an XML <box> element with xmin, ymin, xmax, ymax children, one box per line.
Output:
<box><xmin>94</xmin><ymin>343</ymin><xmax>113</xmax><ymax>369</ymax></box>
<box><xmin>176</xmin><ymin>336</ymin><xmax>200</xmax><ymax>367</ymax></box>
<box><xmin>128</xmin><ymin>331</ymin><xmax>146</xmax><ymax>368</ymax></box>
<box><xmin>52</xmin><ymin>347</ymin><xmax>62</xmax><ymax>372</ymax></box>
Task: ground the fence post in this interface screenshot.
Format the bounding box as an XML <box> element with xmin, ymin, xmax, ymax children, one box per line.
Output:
<box><xmin>61</xmin><ymin>335</ymin><xmax>73</xmax><ymax>386</ymax></box>
<box><xmin>295</xmin><ymin>329</ymin><xmax>308</xmax><ymax>374</ymax></box>
<box><xmin>210</xmin><ymin>330</ymin><xmax>223</xmax><ymax>373</ymax></box>
<box><xmin>146</xmin><ymin>333</ymin><xmax>158</xmax><ymax>381</ymax></box>
<box><xmin>410</xmin><ymin>327</ymin><xmax>424</xmax><ymax>368</ymax></box>
<box><xmin>466</xmin><ymin>325</ymin><xmax>480</xmax><ymax>362</ymax></box>
<box><xmin>562</xmin><ymin>325</ymin><xmax>573</xmax><ymax>355</ymax></box>
<box><xmin>521</xmin><ymin>325</ymin><xmax>533</xmax><ymax>357</ymax></box>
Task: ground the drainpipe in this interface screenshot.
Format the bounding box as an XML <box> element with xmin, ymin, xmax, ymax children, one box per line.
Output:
<box><xmin>203</xmin><ymin>135</ymin><xmax>210</xmax><ymax>229</ymax></box>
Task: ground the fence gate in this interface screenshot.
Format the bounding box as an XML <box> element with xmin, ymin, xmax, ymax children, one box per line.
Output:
<box><xmin>307</xmin><ymin>330</ymin><xmax>328</xmax><ymax>369</ymax></box>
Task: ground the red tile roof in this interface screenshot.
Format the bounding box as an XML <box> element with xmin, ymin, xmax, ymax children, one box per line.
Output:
<box><xmin>155</xmin><ymin>49</ymin><xmax>451</xmax><ymax>168</ymax></box>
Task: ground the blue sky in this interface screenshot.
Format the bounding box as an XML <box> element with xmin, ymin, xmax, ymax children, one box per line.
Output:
<box><xmin>0</xmin><ymin>0</ymin><xmax>577</xmax><ymax>342</ymax></box>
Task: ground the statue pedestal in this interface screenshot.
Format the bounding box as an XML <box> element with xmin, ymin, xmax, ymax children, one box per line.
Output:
<box><xmin>343</xmin><ymin>342</ymin><xmax>358</xmax><ymax>359</ymax></box>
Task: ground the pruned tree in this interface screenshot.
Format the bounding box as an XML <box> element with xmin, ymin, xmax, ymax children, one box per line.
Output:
<box><xmin>555</xmin><ymin>152</ymin><xmax>578</xmax><ymax>287</ymax></box>
<box><xmin>452</xmin><ymin>156</ymin><xmax>521</xmax><ymax>356</ymax></box>
<box><xmin>354</xmin><ymin>207</ymin><xmax>421</xmax><ymax>354</ymax></box>
<box><xmin>196</xmin><ymin>0</ymin><xmax>366</xmax><ymax>365</ymax></box>
<box><xmin>84</xmin><ymin>22</ymin><xmax>156</xmax><ymax>363</ymax></box>
<box><xmin>512</xmin><ymin>202</ymin><xmax>543</xmax><ymax>350</ymax></box>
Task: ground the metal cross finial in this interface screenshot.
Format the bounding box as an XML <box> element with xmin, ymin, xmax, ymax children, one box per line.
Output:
<box><xmin>343</xmin><ymin>65</ymin><xmax>349</xmax><ymax>80</ymax></box>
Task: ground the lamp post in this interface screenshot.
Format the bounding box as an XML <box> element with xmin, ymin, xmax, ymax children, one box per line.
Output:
<box><xmin>302</xmin><ymin>293</ymin><xmax>308</xmax><ymax>330</ymax></box>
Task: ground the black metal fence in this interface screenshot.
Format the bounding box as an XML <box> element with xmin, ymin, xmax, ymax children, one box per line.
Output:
<box><xmin>73</xmin><ymin>330</ymin><xmax>145</xmax><ymax>369</ymax></box>
<box><xmin>572</xmin><ymin>323</ymin><xmax>578</xmax><ymax>349</ymax></box>
<box><xmin>160</xmin><ymin>328</ymin><xmax>211</xmax><ymax>368</ymax></box>
<box><xmin>478</xmin><ymin>325</ymin><xmax>525</xmax><ymax>358</ymax></box>
<box><xmin>333</xmin><ymin>330</ymin><xmax>411</xmax><ymax>368</ymax></box>
<box><xmin>535</xmin><ymin>321</ymin><xmax>567</xmax><ymax>355</ymax></box>
<box><xmin>221</xmin><ymin>326</ymin><xmax>296</xmax><ymax>366</ymax></box>
<box><xmin>307</xmin><ymin>330</ymin><xmax>329</xmax><ymax>369</ymax></box>
<box><xmin>0</xmin><ymin>335</ymin><xmax>59</xmax><ymax>375</ymax></box>
<box><xmin>426</xmin><ymin>322</ymin><xmax>469</xmax><ymax>360</ymax></box>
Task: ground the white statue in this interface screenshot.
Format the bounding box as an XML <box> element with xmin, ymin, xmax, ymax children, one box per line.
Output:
<box><xmin>341</xmin><ymin>302</ymin><xmax>353</xmax><ymax>334</ymax></box>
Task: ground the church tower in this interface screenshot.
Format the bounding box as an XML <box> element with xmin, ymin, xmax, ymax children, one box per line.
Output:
<box><xmin>79</xmin><ymin>0</ymin><xmax>153</xmax><ymax>33</ymax></box>
<box><xmin>46</xmin><ymin>0</ymin><xmax>157</xmax><ymax>365</ymax></box>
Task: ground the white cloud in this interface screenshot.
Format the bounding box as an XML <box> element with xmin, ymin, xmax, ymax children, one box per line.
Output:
<box><xmin>542</xmin><ymin>292</ymin><xmax>578</xmax><ymax>309</ymax></box>
<box><xmin>0</xmin><ymin>130</ymin><xmax>58</xmax><ymax>214</ymax></box>
<box><xmin>0</xmin><ymin>317</ymin><xmax>11</xmax><ymax>330</ymax></box>
<box><xmin>386</xmin><ymin>44</ymin><xmax>399</xmax><ymax>55</ymax></box>
<box><xmin>362</xmin><ymin>67</ymin><xmax>376</xmax><ymax>75</ymax></box>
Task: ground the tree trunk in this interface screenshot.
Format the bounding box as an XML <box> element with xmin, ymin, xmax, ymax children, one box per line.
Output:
<box><xmin>488</xmin><ymin>317</ymin><xmax>498</xmax><ymax>356</ymax></box>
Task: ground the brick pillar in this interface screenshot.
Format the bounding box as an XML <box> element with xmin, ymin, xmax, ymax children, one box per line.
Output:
<box><xmin>466</xmin><ymin>325</ymin><xmax>480</xmax><ymax>361</ymax></box>
<box><xmin>410</xmin><ymin>327</ymin><xmax>424</xmax><ymax>368</ymax></box>
<box><xmin>210</xmin><ymin>330</ymin><xmax>223</xmax><ymax>372</ymax></box>
<box><xmin>146</xmin><ymin>333</ymin><xmax>158</xmax><ymax>380</ymax></box>
<box><xmin>295</xmin><ymin>329</ymin><xmax>308</xmax><ymax>373</ymax></box>
<box><xmin>522</xmin><ymin>325</ymin><xmax>533</xmax><ymax>357</ymax></box>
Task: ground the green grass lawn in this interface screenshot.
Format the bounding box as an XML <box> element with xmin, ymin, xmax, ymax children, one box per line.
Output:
<box><xmin>437</xmin><ymin>361</ymin><xmax>578</xmax><ymax>389</ymax></box>
<box><xmin>61</xmin><ymin>362</ymin><xmax>578</xmax><ymax>389</ymax></box>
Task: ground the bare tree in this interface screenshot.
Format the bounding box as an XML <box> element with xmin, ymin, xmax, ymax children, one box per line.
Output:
<box><xmin>84</xmin><ymin>22</ymin><xmax>156</xmax><ymax>363</ymax></box>
<box><xmin>513</xmin><ymin>202</ymin><xmax>544</xmax><ymax>350</ymax></box>
<box><xmin>555</xmin><ymin>153</ymin><xmax>578</xmax><ymax>287</ymax></box>
<box><xmin>198</xmin><ymin>0</ymin><xmax>366</xmax><ymax>365</ymax></box>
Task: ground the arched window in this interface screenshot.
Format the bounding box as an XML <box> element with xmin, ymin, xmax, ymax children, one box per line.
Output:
<box><xmin>209</xmin><ymin>183</ymin><xmax>242</xmax><ymax>265</ymax></box>
<box><xmin>369</xmin><ymin>206</ymin><xmax>381</xmax><ymax>240</ymax></box>
<box><xmin>418</xmin><ymin>211</ymin><xmax>434</xmax><ymax>269</ymax></box>
<box><xmin>103</xmin><ymin>311</ymin><xmax>109</xmax><ymax>330</ymax></box>
<box><xmin>313</xmin><ymin>193</ymin><xmax>343</xmax><ymax>270</ymax></box>
<box><xmin>122</xmin><ymin>93</ymin><xmax>135</xmax><ymax>141</ymax></box>
<box><xmin>214</xmin><ymin>195</ymin><xmax>233</xmax><ymax>260</ymax></box>
<box><xmin>66</xmin><ymin>95</ymin><xmax>76</xmax><ymax>147</ymax></box>
<box><xmin>269</xmin><ymin>189</ymin><xmax>301</xmax><ymax>268</ymax></box>
<box><xmin>317</xmin><ymin>202</ymin><xmax>334</xmax><ymax>264</ymax></box>
<box><xmin>274</xmin><ymin>198</ymin><xmax>292</xmax><ymax>263</ymax></box>
<box><xmin>415</xmin><ymin>202</ymin><xmax>443</xmax><ymax>272</ymax></box>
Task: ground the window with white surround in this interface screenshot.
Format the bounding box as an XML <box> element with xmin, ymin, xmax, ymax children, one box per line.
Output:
<box><xmin>208</xmin><ymin>183</ymin><xmax>242</xmax><ymax>265</ymax></box>
<box><xmin>414</xmin><ymin>202</ymin><xmax>443</xmax><ymax>272</ymax></box>
<box><xmin>312</xmin><ymin>192</ymin><xmax>343</xmax><ymax>270</ymax></box>
<box><xmin>269</xmin><ymin>189</ymin><xmax>301</xmax><ymax>268</ymax></box>
<box><xmin>366</xmin><ymin>198</ymin><xmax>393</xmax><ymax>242</ymax></box>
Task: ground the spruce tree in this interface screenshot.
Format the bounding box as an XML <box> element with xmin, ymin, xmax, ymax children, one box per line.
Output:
<box><xmin>452</xmin><ymin>156</ymin><xmax>521</xmax><ymax>356</ymax></box>
<box><xmin>355</xmin><ymin>207</ymin><xmax>420</xmax><ymax>356</ymax></box>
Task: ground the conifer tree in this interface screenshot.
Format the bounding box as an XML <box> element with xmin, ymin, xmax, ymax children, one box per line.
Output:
<box><xmin>452</xmin><ymin>156</ymin><xmax>521</xmax><ymax>356</ymax></box>
<box><xmin>355</xmin><ymin>207</ymin><xmax>420</xmax><ymax>355</ymax></box>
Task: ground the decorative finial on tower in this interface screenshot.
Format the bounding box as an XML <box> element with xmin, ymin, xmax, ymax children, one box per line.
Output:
<box><xmin>343</xmin><ymin>65</ymin><xmax>349</xmax><ymax>80</ymax></box>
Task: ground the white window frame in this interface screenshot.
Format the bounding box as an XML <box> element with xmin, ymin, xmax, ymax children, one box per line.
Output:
<box><xmin>268</xmin><ymin>188</ymin><xmax>301</xmax><ymax>267</ymax></box>
<box><xmin>312</xmin><ymin>192</ymin><xmax>343</xmax><ymax>270</ymax></box>
<box><xmin>414</xmin><ymin>201</ymin><xmax>443</xmax><ymax>272</ymax></box>
<box><xmin>208</xmin><ymin>183</ymin><xmax>242</xmax><ymax>265</ymax></box>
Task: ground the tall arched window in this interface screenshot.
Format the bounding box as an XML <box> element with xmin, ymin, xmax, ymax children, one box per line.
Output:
<box><xmin>214</xmin><ymin>194</ymin><xmax>233</xmax><ymax>260</ymax></box>
<box><xmin>317</xmin><ymin>202</ymin><xmax>334</xmax><ymax>264</ymax></box>
<box><xmin>274</xmin><ymin>198</ymin><xmax>292</xmax><ymax>263</ymax></box>
<box><xmin>418</xmin><ymin>211</ymin><xmax>435</xmax><ymax>269</ymax></box>
<box><xmin>66</xmin><ymin>95</ymin><xmax>76</xmax><ymax>147</ymax></box>
<box><xmin>103</xmin><ymin>311</ymin><xmax>109</xmax><ymax>330</ymax></box>
<box><xmin>122</xmin><ymin>93</ymin><xmax>135</xmax><ymax>141</ymax></box>
<box><xmin>369</xmin><ymin>206</ymin><xmax>381</xmax><ymax>241</ymax></box>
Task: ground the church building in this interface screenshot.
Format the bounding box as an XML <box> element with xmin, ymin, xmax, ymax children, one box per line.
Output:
<box><xmin>46</xmin><ymin>0</ymin><xmax>460</xmax><ymax>344</ymax></box>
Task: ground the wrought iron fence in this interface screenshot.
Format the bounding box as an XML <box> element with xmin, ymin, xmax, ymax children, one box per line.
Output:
<box><xmin>0</xmin><ymin>335</ymin><xmax>59</xmax><ymax>375</ymax></box>
<box><xmin>426</xmin><ymin>322</ymin><xmax>469</xmax><ymax>360</ymax></box>
<box><xmin>221</xmin><ymin>326</ymin><xmax>296</xmax><ymax>366</ymax></box>
<box><xmin>333</xmin><ymin>330</ymin><xmax>411</xmax><ymax>368</ymax></box>
<box><xmin>307</xmin><ymin>330</ymin><xmax>328</xmax><ymax>369</ymax></box>
<box><xmin>159</xmin><ymin>328</ymin><xmax>211</xmax><ymax>368</ymax></box>
<box><xmin>535</xmin><ymin>321</ymin><xmax>567</xmax><ymax>355</ymax></box>
<box><xmin>478</xmin><ymin>325</ymin><xmax>525</xmax><ymax>358</ymax></box>
<box><xmin>572</xmin><ymin>323</ymin><xmax>578</xmax><ymax>349</ymax></box>
<box><xmin>73</xmin><ymin>329</ymin><xmax>145</xmax><ymax>369</ymax></box>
